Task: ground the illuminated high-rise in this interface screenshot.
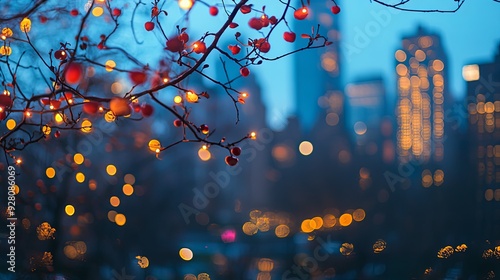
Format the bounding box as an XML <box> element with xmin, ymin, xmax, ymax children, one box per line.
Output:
<box><xmin>395</xmin><ymin>26</ymin><xmax>450</xmax><ymax>163</ymax></box>
<box><xmin>293</xmin><ymin>0</ymin><xmax>342</xmax><ymax>131</ymax></box>
<box><xmin>464</xmin><ymin>44</ymin><xmax>500</xmax><ymax>236</ymax></box>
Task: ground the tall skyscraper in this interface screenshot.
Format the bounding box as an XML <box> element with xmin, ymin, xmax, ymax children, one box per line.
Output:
<box><xmin>345</xmin><ymin>76</ymin><xmax>386</xmax><ymax>138</ymax></box>
<box><xmin>395</xmin><ymin>26</ymin><xmax>450</xmax><ymax>163</ymax></box>
<box><xmin>293</xmin><ymin>0</ymin><xmax>342</xmax><ymax>131</ymax></box>
<box><xmin>464</xmin><ymin>44</ymin><xmax>500</xmax><ymax>236</ymax></box>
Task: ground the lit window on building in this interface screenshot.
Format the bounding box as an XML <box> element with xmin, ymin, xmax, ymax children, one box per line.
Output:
<box><xmin>462</xmin><ymin>64</ymin><xmax>480</xmax><ymax>81</ymax></box>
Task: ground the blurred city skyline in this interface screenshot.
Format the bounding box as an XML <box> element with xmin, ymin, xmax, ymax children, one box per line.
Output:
<box><xmin>250</xmin><ymin>0</ymin><xmax>500</xmax><ymax>130</ymax></box>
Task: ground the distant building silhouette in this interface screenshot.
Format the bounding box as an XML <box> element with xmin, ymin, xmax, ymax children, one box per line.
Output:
<box><xmin>394</xmin><ymin>25</ymin><xmax>450</xmax><ymax>164</ymax></box>
<box><xmin>464</xmin><ymin>43</ymin><xmax>500</xmax><ymax>236</ymax></box>
<box><xmin>293</xmin><ymin>0</ymin><xmax>342</xmax><ymax>131</ymax></box>
<box><xmin>345</xmin><ymin>76</ymin><xmax>386</xmax><ymax>139</ymax></box>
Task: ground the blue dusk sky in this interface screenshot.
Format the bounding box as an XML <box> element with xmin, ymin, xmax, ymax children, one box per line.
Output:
<box><xmin>253</xmin><ymin>0</ymin><xmax>500</xmax><ymax>129</ymax></box>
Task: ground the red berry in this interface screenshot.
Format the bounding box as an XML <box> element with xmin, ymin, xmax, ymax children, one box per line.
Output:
<box><xmin>97</xmin><ymin>42</ymin><xmax>105</xmax><ymax>50</ymax></box>
<box><xmin>145</xmin><ymin>21</ymin><xmax>155</xmax><ymax>31</ymax></box>
<box><xmin>269</xmin><ymin>16</ymin><xmax>277</xmax><ymax>25</ymax></box>
<box><xmin>294</xmin><ymin>7</ymin><xmax>309</xmax><ymax>20</ymax></box>
<box><xmin>231</xmin><ymin>147</ymin><xmax>242</xmax><ymax>156</ymax></box>
<box><xmin>132</xmin><ymin>103</ymin><xmax>141</xmax><ymax>112</ymax></box>
<box><xmin>40</xmin><ymin>98</ymin><xmax>50</xmax><ymax>106</ymax></box>
<box><xmin>0</xmin><ymin>110</ymin><xmax>5</xmax><ymax>121</ymax></box>
<box><xmin>225</xmin><ymin>156</ymin><xmax>239</xmax><ymax>166</ymax></box>
<box><xmin>283</xmin><ymin>31</ymin><xmax>296</xmax><ymax>43</ymax></box>
<box><xmin>209</xmin><ymin>6</ymin><xmax>218</xmax><ymax>16</ymax></box>
<box><xmin>70</xmin><ymin>9</ymin><xmax>79</xmax><ymax>16</ymax></box>
<box><xmin>54</xmin><ymin>49</ymin><xmax>67</xmax><ymax>60</ymax></box>
<box><xmin>258</xmin><ymin>41</ymin><xmax>271</xmax><ymax>53</ymax></box>
<box><xmin>228</xmin><ymin>45</ymin><xmax>241</xmax><ymax>55</ymax></box>
<box><xmin>82</xmin><ymin>101</ymin><xmax>100</xmax><ymax>114</ymax></box>
<box><xmin>240</xmin><ymin>5</ymin><xmax>251</xmax><ymax>14</ymax></box>
<box><xmin>229</xmin><ymin>22</ymin><xmax>239</xmax><ymax>28</ymax></box>
<box><xmin>113</xmin><ymin>8</ymin><xmax>121</xmax><ymax>16</ymax></box>
<box><xmin>50</xmin><ymin>100</ymin><xmax>61</xmax><ymax>109</ymax></box>
<box><xmin>173</xmin><ymin>119</ymin><xmax>182</xmax><ymax>127</ymax></box>
<box><xmin>192</xmin><ymin>41</ymin><xmax>206</xmax><ymax>54</ymax></box>
<box><xmin>240</xmin><ymin>67</ymin><xmax>250</xmax><ymax>77</ymax></box>
<box><xmin>129</xmin><ymin>71</ymin><xmax>148</xmax><ymax>85</ymax></box>
<box><xmin>331</xmin><ymin>5</ymin><xmax>341</xmax><ymax>14</ymax></box>
<box><xmin>179</xmin><ymin>32</ymin><xmax>189</xmax><ymax>43</ymax></box>
<box><xmin>260</xmin><ymin>16</ymin><xmax>270</xmax><ymax>27</ymax></box>
<box><xmin>54</xmin><ymin>131</ymin><xmax>61</xmax><ymax>138</ymax></box>
<box><xmin>200</xmin><ymin>124</ymin><xmax>209</xmax><ymax>135</ymax></box>
<box><xmin>39</xmin><ymin>15</ymin><xmax>48</xmax><ymax>23</ymax></box>
<box><xmin>141</xmin><ymin>103</ymin><xmax>154</xmax><ymax>117</ymax></box>
<box><xmin>248</xmin><ymin>17</ymin><xmax>263</xmax><ymax>30</ymax></box>
<box><xmin>64</xmin><ymin>63</ymin><xmax>83</xmax><ymax>85</ymax></box>
<box><xmin>0</xmin><ymin>95</ymin><xmax>12</xmax><ymax>108</ymax></box>
<box><xmin>166</xmin><ymin>37</ymin><xmax>184</xmax><ymax>52</ymax></box>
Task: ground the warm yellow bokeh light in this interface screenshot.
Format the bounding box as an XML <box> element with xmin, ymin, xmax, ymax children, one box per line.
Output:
<box><xmin>115</xmin><ymin>213</ymin><xmax>126</xmax><ymax>226</ymax></box>
<box><xmin>242</xmin><ymin>222</ymin><xmax>258</xmax><ymax>235</ymax></box>
<box><xmin>55</xmin><ymin>112</ymin><xmax>64</xmax><ymax>123</ymax></box>
<box><xmin>92</xmin><ymin>6</ymin><xmax>104</xmax><ymax>17</ymax></box>
<box><xmin>198</xmin><ymin>148</ymin><xmax>211</xmax><ymax>161</ymax></box>
<box><xmin>122</xmin><ymin>184</ymin><xmax>134</xmax><ymax>196</ymax></box>
<box><xmin>352</xmin><ymin>209</ymin><xmax>366</xmax><ymax>222</ymax></box>
<box><xmin>148</xmin><ymin>139</ymin><xmax>161</xmax><ymax>152</ymax></box>
<box><xmin>20</xmin><ymin>17</ymin><xmax>31</xmax><ymax>32</ymax></box>
<box><xmin>275</xmin><ymin>224</ymin><xmax>290</xmax><ymax>238</ymax></box>
<box><xmin>110</xmin><ymin>196</ymin><xmax>120</xmax><ymax>207</ymax></box>
<box><xmin>105</xmin><ymin>60</ymin><xmax>116</xmax><ymax>72</ymax></box>
<box><xmin>300</xmin><ymin>219</ymin><xmax>314</xmax><ymax>233</ymax></box>
<box><xmin>299</xmin><ymin>141</ymin><xmax>313</xmax><ymax>156</ymax></box>
<box><xmin>174</xmin><ymin>95</ymin><xmax>183</xmax><ymax>104</ymax></box>
<box><xmin>179</xmin><ymin>248</ymin><xmax>193</xmax><ymax>261</ymax></box>
<box><xmin>178</xmin><ymin>0</ymin><xmax>194</xmax><ymax>10</ymax></box>
<box><xmin>74</xmin><ymin>153</ymin><xmax>84</xmax><ymax>165</ymax></box>
<box><xmin>80</xmin><ymin>119</ymin><xmax>92</xmax><ymax>133</ymax></box>
<box><xmin>105</xmin><ymin>111</ymin><xmax>116</xmax><ymax>122</ymax></box>
<box><xmin>186</xmin><ymin>91</ymin><xmax>198</xmax><ymax>103</ymax></box>
<box><xmin>65</xmin><ymin>205</ymin><xmax>75</xmax><ymax>216</ymax></box>
<box><xmin>6</xmin><ymin>119</ymin><xmax>16</xmax><ymax>130</ymax></box>
<box><xmin>46</xmin><ymin>167</ymin><xmax>56</xmax><ymax>179</ymax></box>
<box><xmin>42</xmin><ymin>125</ymin><xmax>51</xmax><ymax>135</ymax></box>
<box><xmin>339</xmin><ymin>213</ymin><xmax>353</xmax><ymax>226</ymax></box>
<box><xmin>323</xmin><ymin>214</ymin><xmax>336</xmax><ymax>228</ymax></box>
<box><xmin>136</xmin><ymin>256</ymin><xmax>150</xmax><ymax>268</ymax></box>
<box><xmin>106</xmin><ymin>164</ymin><xmax>117</xmax><ymax>176</ymax></box>
<box><xmin>312</xmin><ymin>216</ymin><xmax>323</xmax><ymax>229</ymax></box>
<box><xmin>75</xmin><ymin>172</ymin><xmax>85</xmax><ymax>183</ymax></box>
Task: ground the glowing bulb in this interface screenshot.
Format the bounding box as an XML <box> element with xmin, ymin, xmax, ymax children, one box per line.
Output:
<box><xmin>155</xmin><ymin>148</ymin><xmax>160</xmax><ymax>153</ymax></box>
<box><xmin>174</xmin><ymin>95</ymin><xmax>183</xmax><ymax>104</ymax></box>
<box><xmin>178</xmin><ymin>0</ymin><xmax>194</xmax><ymax>10</ymax></box>
<box><xmin>16</xmin><ymin>159</ymin><xmax>22</xmax><ymax>164</ymax></box>
<box><xmin>186</xmin><ymin>91</ymin><xmax>198</xmax><ymax>103</ymax></box>
<box><xmin>25</xmin><ymin>111</ymin><xmax>31</xmax><ymax>117</ymax></box>
<box><xmin>163</xmin><ymin>78</ymin><xmax>169</xmax><ymax>83</ymax></box>
<box><xmin>250</xmin><ymin>132</ymin><xmax>256</xmax><ymax>139</ymax></box>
